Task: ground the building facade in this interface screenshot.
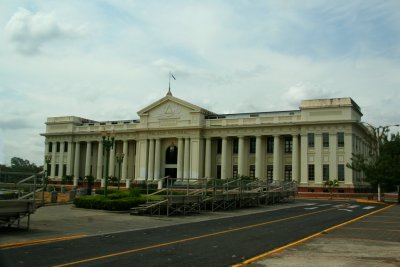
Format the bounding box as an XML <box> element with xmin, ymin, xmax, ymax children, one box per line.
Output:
<box><xmin>42</xmin><ymin>92</ymin><xmax>373</xmax><ymax>192</ymax></box>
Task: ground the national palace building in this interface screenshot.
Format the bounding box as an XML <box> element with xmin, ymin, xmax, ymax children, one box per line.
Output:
<box><xmin>42</xmin><ymin>90</ymin><xmax>374</xmax><ymax>193</ymax></box>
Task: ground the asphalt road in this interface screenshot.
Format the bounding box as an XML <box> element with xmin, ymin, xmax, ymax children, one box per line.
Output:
<box><xmin>0</xmin><ymin>201</ymin><xmax>384</xmax><ymax>267</ymax></box>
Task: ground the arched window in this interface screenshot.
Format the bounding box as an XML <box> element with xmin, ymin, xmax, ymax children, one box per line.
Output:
<box><xmin>165</xmin><ymin>146</ymin><xmax>177</xmax><ymax>164</ymax></box>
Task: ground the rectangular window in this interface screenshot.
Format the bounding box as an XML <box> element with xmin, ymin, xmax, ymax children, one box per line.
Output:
<box><xmin>323</xmin><ymin>133</ymin><xmax>329</xmax><ymax>148</ymax></box>
<box><xmin>233</xmin><ymin>138</ymin><xmax>238</xmax><ymax>154</ymax></box>
<box><xmin>47</xmin><ymin>164</ymin><xmax>51</xmax><ymax>176</ymax></box>
<box><xmin>48</xmin><ymin>142</ymin><xmax>53</xmax><ymax>153</ymax></box>
<box><xmin>267</xmin><ymin>165</ymin><xmax>273</xmax><ymax>182</ymax></box>
<box><xmin>64</xmin><ymin>142</ymin><xmax>68</xmax><ymax>152</ymax></box>
<box><xmin>308</xmin><ymin>164</ymin><xmax>315</xmax><ymax>181</ymax></box>
<box><xmin>232</xmin><ymin>165</ymin><xmax>238</xmax><ymax>178</ymax></box>
<box><xmin>284</xmin><ymin>137</ymin><xmax>293</xmax><ymax>153</ymax></box>
<box><xmin>308</xmin><ymin>133</ymin><xmax>315</xmax><ymax>148</ymax></box>
<box><xmin>249</xmin><ymin>137</ymin><xmax>256</xmax><ymax>154</ymax></box>
<box><xmin>63</xmin><ymin>164</ymin><xmax>67</xmax><ymax>177</ymax></box>
<box><xmin>284</xmin><ymin>165</ymin><xmax>292</xmax><ymax>181</ymax></box>
<box><xmin>267</xmin><ymin>137</ymin><xmax>274</xmax><ymax>154</ymax></box>
<box><xmin>338</xmin><ymin>164</ymin><xmax>345</xmax><ymax>181</ymax></box>
<box><xmin>217</xmin><ymin>139</ymin><xmax>222</xmax><ymax>154</ymax></box>
<box><xmin>249</xmin><ymin>165</ymin><xmax>255</xmax><ymax>178</ymax></box>
<box><xmin>337</xmin><ymin>132</ymin><xmax>345</xmax><ymax>147</ymax></box>
<box><xmin>55</xmin><ymin>164</ymin><xmax>59</xmax><ymax>176</ymax></box>
<box><xmin>323</xmin><ymin>164</ymin><xmax>329</xmax><ymax>181</ymax></box>
<box><xmin>56</xmin><ymin>142</ymin><xmax>60</xmax><ymax>152</ymax></box>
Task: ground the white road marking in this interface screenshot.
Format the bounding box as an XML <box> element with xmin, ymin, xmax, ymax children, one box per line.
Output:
<box><xmin>304</xmin><ymin>207</ymin><xmax>319</xmax><ymax>210</ymax></box>
<box><xmin>338</xmin><ymin>209</ymin><xmax>353</xmax><ymax>212</ymax></box>
<box><xmin>304</xmin><ymin>203</ymin><xmax>317</xmax><ymax>206</ymax></box>
<box><xmin>362</xmin><ymin>206</ymin><xmax>375</xmax><ymax>210</ymax></box>
<box><xmin>348</xmin><ymin>205</ymin><xmax>360</xmax><ymax>209</ymax></box>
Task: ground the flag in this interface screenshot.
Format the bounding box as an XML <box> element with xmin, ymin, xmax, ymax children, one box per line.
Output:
<box><xmin>171</xmin><ymin>73</ymin><xmax>176</xmax><ymax>80</ymax></box>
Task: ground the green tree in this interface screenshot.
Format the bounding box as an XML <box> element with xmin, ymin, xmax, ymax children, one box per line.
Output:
<box><xmin>347</xmin><ymin>132</ymin><xmax>400</xmax><ymax>193</ymax></box>
<box><xmin>324</xmin><ymin>179</ymin><xmax>339</xmax><ymax>199</ymax></box>
<box><xmin>10</xmin><ymin>157</ymin><xmax>42</xmax><ymax>173</ymax></box>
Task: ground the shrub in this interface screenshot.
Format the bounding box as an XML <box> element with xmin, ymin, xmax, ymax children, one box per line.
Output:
<box><xmin>73</xmin><ymin>195</ymin><xmax>147</xmax><ymax>211</ymax></box>
<box><xmin>95</xmin><ymin>189</ymin><xmax>119</xmax><ymax>195</ymax></box>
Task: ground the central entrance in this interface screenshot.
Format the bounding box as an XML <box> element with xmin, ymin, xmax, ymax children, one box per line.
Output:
<box><xmin>165</xmin><ymin>168</ymin><xmax>177</xmax><ymax>178</ymax></box>
<box><xmin>164</xmin><ymin>145</ymin><xmax>178</xmax><ymax>178</ymax></box>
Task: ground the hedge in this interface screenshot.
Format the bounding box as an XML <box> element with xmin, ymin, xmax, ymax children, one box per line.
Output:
<box><xmin>73</xmin><ymin>195</ymin><xmax>148</xmax><ymax>211</ymax></box>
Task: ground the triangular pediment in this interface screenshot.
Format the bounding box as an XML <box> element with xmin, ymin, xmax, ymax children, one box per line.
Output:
<box><xmin>137</xmin><ymin>94</ymin><xmax>215</xmax><ymax>128</ymax></box>
<box><xmin>137</xmin><ymin>94</ymin><xmax>214</xmax><ymax>117</ymax></box>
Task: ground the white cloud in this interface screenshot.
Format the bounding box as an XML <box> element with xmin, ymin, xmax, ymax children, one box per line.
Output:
<box><xmin>282</xmin><ymin>82</ymin><xmax>336</xmax><ymax>109</ymax></box>
<box><xmin>5</xmin><ymin>8</ymin><xmax>87</xmax><ymax>55</ymax></box>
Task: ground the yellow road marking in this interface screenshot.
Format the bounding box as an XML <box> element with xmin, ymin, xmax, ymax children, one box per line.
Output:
<box><xmin>359</xmin><ymin>221</ymin><xmax>400</xmax><ymax>224</ymax></box>
<box><xmin>0</xmin><ymin>235</ymin><xmax>86</xmax><ymax>249</ymax></box>
<box><xmin>355</xmin><ymin>199</ymin><xmax>387</xmax><ymax>205</ymax></box>
<box><xmin>232</xmin><ymin>204</ymin><xmax>395</xmax><ymax>266</ymax></box>
<box><xmin>53</xmin><ymin>207</ymin><xmax>337</xmax><ymax>267</ymax></box>
<box><xmin>342</xmin><ymin>227</ymin><xmax>400</xmax><ymax>232</ymax></box>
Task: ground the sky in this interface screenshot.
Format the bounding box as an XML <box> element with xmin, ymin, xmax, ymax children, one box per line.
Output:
<box><xmin>1</xmin><ymin>0</ymin><xmax>400</xmax><ymax>166</ymax></box>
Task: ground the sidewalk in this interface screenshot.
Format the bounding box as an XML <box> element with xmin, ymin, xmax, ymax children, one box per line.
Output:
<box><xmin>249</xmin><ymin>204</ymin><xmax>400</xmax><ymax>267</ymax></box>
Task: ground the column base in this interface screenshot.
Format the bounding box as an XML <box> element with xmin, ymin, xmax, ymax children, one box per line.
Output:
<box><xmin>157</xmin><ymin>180</ymin><xmax>163</xmax><ymax>190</ymax></box>
<box><xmin>125</xmin><ymin>179</ymin><xmax>131</xmax><ymax>189</ymax></box>
<box><xmin>101</xmin><ymin>179</ymin><xmax>105</xmax><ymax>188</ymax></box>
<box><xmin>73</xmin><ymin>177</ymin><xmax>78</xmax><ymax>186</ymax></box>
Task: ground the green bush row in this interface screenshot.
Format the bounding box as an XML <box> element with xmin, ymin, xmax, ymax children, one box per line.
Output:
<box><xmin>0</xmin><ymin>191</ymin><xmax>18</xmax><ymax>200</ymax></box>
<box><xmin>73</xmin><ymin>195</ymin><xmax>148</xmax><ymax>211</ymax></box>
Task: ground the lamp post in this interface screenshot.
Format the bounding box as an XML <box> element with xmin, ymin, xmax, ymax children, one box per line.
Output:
<box><xmin>116</xmin><ymin>153</ymin><xmax>125</xmax><ymax>190</ymax></box>
<box><xmin>362</xmin><ymin>122</ymin><xmax>400</xmax><ymax>201</ymax></box>
<box><xmin>102</xmin><ymin>132</ymin><xmax>115</xmax><ymax>198</ymax></box>
<box><xmin>43</xmin><ymin>154</ymin><xmax>52</xmax><ymax>206</ymax></box>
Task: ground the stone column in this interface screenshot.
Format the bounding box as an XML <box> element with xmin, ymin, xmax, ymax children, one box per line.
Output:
<box><xmin>73</xmin><ymin>142</ymin><xmax>80</xmax><ymax>186</ymax></box>
<box><xmin>255</xmin><ymin>135</ymin><xmax>264</xmax><ymax>179</ymax></box>
<box><xmin>300</xmin><ymin>134</ymin><xmax>308</xmax><ymax>184</ymax></box>
<box><xmin>314</xmin><ymin>134</ymin><xmax>322</xmax><ymax>185</ymax></box>
<box><xmin>177</xmin><ymin>138</ymin><xmax>184</xmax><ymax>179</ymax></box>
<box><xmin>50</xmin><ymin>142</ymin><xmax>56</xmax><ymax>178</ymax></box>
<box><xmin>221</xmin><ymin>137</ymin><xmax>228</xmax><ymax>179</ymax></box>
<box><xmin>329</xmin><ymin>133</ymin><xmax>337</xmax><ymax>181</ymax></box>
<box><xmin>44</xmin><ymin>142</ymin><xmax>49</xmax><ymax>173</ymax></box>
<box><xmin>135</xmin><ymin>139</ymin><xmax>148</xmax><ymax>180</ymax></box>
<box><xmin>66</xmin><ymin>141</ymin><xmax>73</xmax><ymax>176</ymax></box>
<box><xmin>273</xmin><ymin>135</ymin><xmax>280</xmax><ymax>181</ymax></box>
<box><xmin>292</xmin><ymin>135</ymin><xmax>299</xmax><ymax>182</ymax></box>
<box><xmin>154</xmin><ymin>139</ymin><xmax>161</xmax><ymax>180</ymax></box>
<box><xmin>238</xmin><ymin>136</ymin><xmax>245</xmax><ymax>176</ymax></box>
<box><xmin>190</xmin><ymin>138</ymin><xmax>204</xmax><ymax>179</ymax></box>
<box><xmin>122</xmin><ymin>140</ymin><xmax>128</xmax><ymax>180</ymax></box>
<box><xmin>205</xmin><ymin>138</ymin><xmax>212</xmax><ymax>178</ymax></box>
<box><xmin>59</xmin><ymin>142</ymin><xmax>65</xmax><ymax>178</ymax></box>
<box><xmin>183</xmin><ymin>138</ymin><xmax>190</xmax><ymax>178</ymax></box>
<box><xmin>344</xmin><ymin>133</ymin><xmax>353</xmax><ymax>185</ymax></box>
<box><xmin>147</xmin><ymin>139</ymin><xmax>155</xmax><ymax>180</ymax></box>
<box><xmin>109</xmin><ymin>145</ymin><xmax>115</xmax><ymax>177</ymax></box>
<box><xmin>97</xmin><ymin>141</ymin><xmax>103</xmax><ymax>180</ymax></box>
<box><xmin>85</xmin><ymin>141</ymin><xmax>92</xmax><ymax>176</ymax></box>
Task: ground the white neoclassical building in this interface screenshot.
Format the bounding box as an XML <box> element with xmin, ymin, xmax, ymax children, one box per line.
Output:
<box><xmin>42</xmin><ymin>91</ymin><xmax>373</xmax><ymax>193</ymax></box>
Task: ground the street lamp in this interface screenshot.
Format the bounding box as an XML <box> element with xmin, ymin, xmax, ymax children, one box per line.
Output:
<box><xmin>43</xmin><ymin>154</ymin><xmax>52</xmax><ymax>206</ymax></box>
<box><xmin>116</xmin><ymin>153</ymin><xmax>125</xmax><ymax>190</ymax></box>
<box><xmin>361</xmin><ymin>122</ymin><xmax>400</xmax><ymax>201</ymax></box>
<box><xmin>102</xmin><ymin>132</ymin><xmax>115</xmax><ymax>198</ymax></box>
